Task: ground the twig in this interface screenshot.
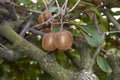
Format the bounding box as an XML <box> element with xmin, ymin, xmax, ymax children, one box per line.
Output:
<box><xmin>0</xmin><ymin>47</ymin><xmax>22</xmax><ymax>61</ymax></box>
<box><xmin>93</xmin><ymin>14</ymin><xmax>100</xmax><ymax>33</ymax></box>
<box><xmin>0</xmin><ymin>1</ymin><xmax>18</xmax><ymax>20</ymax></box>
<box><xmin>5</xmin><ymin>2</ymin><xmax>18</xmax><ymax>21</ymax></box>
<box><xmin>104</xmin><ymin>31</ymin><xmax>120</xmax><ymax>34</ymax></box>
<box><xmin>43</xmin><ymin>0</ymin><xmax>49</xmax><ymax>10</ymax></box>
<box><xmin>61</xmin><ymin>1</ymin><xmax>65</xmax><ymax>10</ymax></box>
<box><xmin>60</xmin><ymin>16</ymin><xmax>64</xmax><ymax>31</ymax></box>
<box><xmin>0</xmin><ymin>43</ymin><xmax>8</xmax><ymax>50</ymax></box>
<box><xmin>68</xmin><ymin>0</ymin><xmax>81</xmax><ymax>12</ymax></box>
<box><xmin>55</xmin><ymin>0</ymin><xmax>60</xmax><ymax>11</ymax></box>
<box><xmin>61</xmin><ymin>0</ymin><xmax>68</xmax><ymax>15</ymax></box>
<box><xmin>100</xmin><ymin>49</ymin><xmax>107</xmax><ymax>54</ymax></box>
<box><xmin>20</xmin><ymin>21</ymin><xmax>33</xmax><ymax>36</ymax></box>
<box><xmin>47</xmin><ymin>0</ymin><xmax>55</xmax><ymax>8</ymax></box>
<box><xmin>39</xmin><ymin>0</ymin><xmax>75</xmax><ymax>31</ymax></box>
<box><xmin>102</xmin><ymin>8</ymin><xmax>120</xmax><ymax>31</ymax></box>
<box><xmin>55</xmin><ymin>0</ymin><xmax>67</xmax><ymax>31</ymax></box>
<box><xmin>55</xmin><ymin>0</ymin><xmax>69</xmax><ymax>30</ymax></box>
<box><xmin>64</xmin><ymin>0</ymin><xmax>68</xmax><ymax>11</ymax></box>
<box><xmin>0</xmin><ymin>0</ymin><xmax>6</xmax><ymax>7</ymax></box>
<box><xmin>64</xmin><ymin>50</ymin><xmax>83</xmax><ymax>70</ymax></box>
<box><xmin>20</xmin><ymin>15</ymin><xmax>34</xmax><ymax>37</ymax></box>
<box><xmin>93</xmin><ymin>45</ymin><xmax>101</xmax><ymax>60</ymax></box>
<box><xmin>29</xmin><ymin>28</ymin><xmax>44</xmax><ymax>36</ymax></box>
<box><xmin>32</xmin><ymin>11</ymin><xmax>61</xmax><ymax>29</ymax></box>
<box><xmin>92</xmin><ymin>33</ymin><xmax>105</xmax><ymax>60</ymax></box>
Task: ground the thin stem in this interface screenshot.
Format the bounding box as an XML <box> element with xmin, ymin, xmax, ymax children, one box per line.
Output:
<box><xmin>92</xmin><ymin>33</ymin><xmax>105</xmax><ymax>60</ymax></box>
<box><xmin>62</xmin><ymin>0</ymin><xmax>68</xmax><ymax>15</ymax></box>
<box><xmin>105</xmin><ymin>31</ymin><xmax>120</xmax><ymax>34</ymax></box>
<box><xmin>93</xmin><ymin>45</ymin><xmax>101</xmax><ymax>60</ymax></box>
<box><xmin>43</xmin><ymin>0</ymin><xmax>49</xmax><ymax>10</ymax></box>
<box><xmin>32</xmin><ymin>11</ymin><xmax>61</xmax><ymax>29</ymax></box>
<box><xmin>55</xmin><ymin>0</ymin><xmax>68</xmax><ymax>31</ymax></box>
<box><xmin>102</xmin><ymin>8</ymin><xmax>120</xmax><ymax>31</ymax></box>
<box><xmin>60</xmin><ymin>16</ymin><xmax>63</xmax><ymax>31</ymax></box>
<box><xmin>29</xmin><ymin>28</ymin><xmax>44</xmax><ymax>36</ymax></box>
<box><xmin>4</xmin><ymin>2</ymin><xmax>18</xmax><ymax>20</ymax></box>
<box><xmin>68</xmin><ymin>0</ymin><xmax>81</xmax><ymax>12</ymax></box>
<box><xmin>47</xmin><ymin>0</ymin><xmax>55</xmax><ymax>9</ymax></box>
<box><xmin>55</xmin><ymin>0</ymin><xmax>60</xmax><ymax>11</ymax></box>
<box><xmin>0</xmin><ymin>43</ymin><xmax>8</xmax><ymax>50</ymax></box>
<box><xmin>93</xmin><ymin>14</ymin><xmax>100</xmax><ymax>33</ymax></box>
<box><xmin>20</xmin><ymin>15</ymin><xmax>33</xmax><ymax>37</ymax></box>
<box><xmin>64</xmin><ymin>0</ymin><xmax>68</xmax><ymax>10</ymax></box>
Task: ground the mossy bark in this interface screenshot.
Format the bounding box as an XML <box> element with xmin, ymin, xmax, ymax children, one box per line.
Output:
<box><xmin>106</xmin><ymin>52</ymin><xmax>120</xmax><ymax>80</ymax></box>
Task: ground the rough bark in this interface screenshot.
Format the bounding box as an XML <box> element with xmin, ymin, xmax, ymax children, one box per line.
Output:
<box><xmin>106</xmin><ymin>48</ymin><xmax>120</xmax><ymax>80</ymax></box>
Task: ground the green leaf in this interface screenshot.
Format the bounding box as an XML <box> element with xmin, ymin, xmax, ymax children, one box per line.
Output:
<box><xmin>49</xmin><ymin>7</ymin><xmax>58</xmax><ymax>13</ymax></box>
<box><xmin>31</xmin><ymin>6</ymin><xmax>41</xmax><ymax>13</ymax></box>
<box><xmin>90</xmin><ymin>7</ymin><xmax>102</xmax><ymax>18</ymax></box>
<box><xmin>18</xmin><ymin>0</ymin><xmax>29</xmax><ymax>5</ymax></box>
<box><xmin>97</xmin><ymin>56</ymin><xmax>112</xmax><ymax>73</ymax></box>
<box><xmin>80</xmin><ymin>1</ymin><xmax>94</xmax><ymax>6</ymax></box>
<box><xmin>51</xmin><ymin>26</ymin><xmax>60</xmax><ymax>33</ymax></box>
<box><xmin>81</xmin><ymin>25</ymin><xmax>103</xmax><ymax>47</ymax></box>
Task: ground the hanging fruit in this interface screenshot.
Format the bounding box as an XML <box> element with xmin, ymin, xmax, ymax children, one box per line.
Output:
<box><xmin>38</xmin><ymin>10</ymin><xmax>52</xmax><ymax>23</ymax></box>
<box><xmin>38</xmin><ymin>14</ymin><xmax>45</xmax><ymax>23</ymax></box>
<box><xmin>43</xmin><ymin>10</ymin><xmax>52</xmax><ymax>21</ymax></box>
<box><xmin>54</xmin><ymin>30</ymin><xmax>73</xmax><ymax>51</ymax></box>
<box><xmin>37</xmin><ymin>10</ymin><xmax>52</xmax><ymax>31</ymax></box>
<box><xmin>42</xmin><ymin>32</ymin><xmax>56</xmax><ymax>51</ymax></box>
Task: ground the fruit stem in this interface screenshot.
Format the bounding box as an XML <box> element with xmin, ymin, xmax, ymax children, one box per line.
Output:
<box><xmin>60</xmin><ymin>16</ymin><xmax>64</xmax><ymax>31</ymax></box>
